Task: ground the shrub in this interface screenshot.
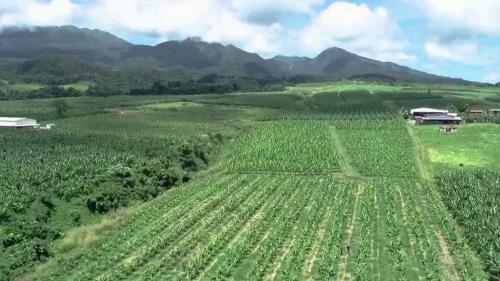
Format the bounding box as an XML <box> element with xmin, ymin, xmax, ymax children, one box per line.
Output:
<box><xmin>157</xmin><ymin>166</ymin><xmax>185</xmax><ymax>189</ymax></box>
<box><xmin>107</xmin><ymin>164</ymin><xmax>131</xmax><ymax>178</ymax></box>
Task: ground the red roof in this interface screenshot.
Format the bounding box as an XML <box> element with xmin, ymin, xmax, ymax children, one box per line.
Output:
<box><xmin>469</xmin><ymin>109</ymin><xmax>483</xmax><ymax>113</ymax></box>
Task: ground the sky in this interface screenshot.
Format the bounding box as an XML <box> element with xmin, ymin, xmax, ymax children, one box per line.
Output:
<box><xmin>1</xmin><ymin>0</ymin><xmax>499</xmax><ymax>83</ymax></box>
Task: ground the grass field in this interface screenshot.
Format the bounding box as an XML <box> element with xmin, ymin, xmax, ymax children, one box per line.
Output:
<box><xmin>286</xmin><ymin>81</ymin><xmax>409</xmax><ymax>95</ymax></box>
<box><xmin>61</xmin><ymin>81</ymin><xmax>92</xmax><ymax>91</ymax></box>
<box><xmin>1</xmin><ymin>81</ymin><xmax>499</xmax><ymax>280</ymax></box>
<box><xmin>0</xmin><ymin>81</ymin><xmax>92</xmax><ymax>93</ymax></box>
<box><xmin>8</xmin><ymin>82</ymin><xmax>45</xmax><ymax>91</ymax></box>
<box><xmin>415</xmin><ymin>124</ymin><xmax>500</xmax><ymax>172</ymax></box>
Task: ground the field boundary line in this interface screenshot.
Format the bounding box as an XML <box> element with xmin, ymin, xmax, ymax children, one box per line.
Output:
<box><xmin>265</xmin><ymin>182</ymin><xmax>322</xmax><ymax>281</ymax></box>
<box><xmin>194</xmin><ymin>179</ymin><xmax>299</xmax><ymax>281</ymax></box>
<box><xmin>303</xmin><ymin>205</ymin><xmax>333</xmax><ymax>280</ymax></box>
<box><xmin>436</xmin><ymin>231</ymin><xmax>461</xmax><ymax>281</ymax></box>
<box><xmin>337</xmin><ymin>182</ymin><xmax>365</xmax><ymax>281</ymax></box>
<box><xmin>406</xmin><ymin>125</ymin><xmax>430</xmax><ymax>182</ymax></box>
<box><xmin>397</xmin><ymin>187</ymin><xmax>424</xmax><ymax>280</ymax></box>
<box><xmin>329</xmin><ymin>126</ymin><xmax>360</xmax><ymax>178</ymax></box>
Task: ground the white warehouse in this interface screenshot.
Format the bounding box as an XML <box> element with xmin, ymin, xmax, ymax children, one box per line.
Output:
<box><xmin>0</xmin><ymin>117</ymin><xmax>39</xmax><ymax>128</ymax></box>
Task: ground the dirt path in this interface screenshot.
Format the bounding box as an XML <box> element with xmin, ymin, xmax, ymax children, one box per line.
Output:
<box><xmin>373</xmin><ymin>188</ymin><xmax>382</xmax><ymax>281</ymax></box>
<box><xmin>397</xmin><ymin>188</ymin><xmax>423</xmax><ymax>280</ymax></box>
<box><xmin>436</xmin><ymin>232</ymin><xmax>461</xmax><ymax>281</ymax></box>
<box><xmin>406</xmin><ymin>125</ymin><xmax>431</xmax><ymax>181</ymax></box>
<box><xmin>414</xmin><ymin>182</ymin><xmax>463</xmax><ymax>281</ymax></box>
<box><xmin>330</xmin><ymin>126</ymin><xmax>360</xmax><ymax>178</ymax></box>
<box><xmin>266</xmin><ymin>239</ymin><xmax>294</xmax><ymax>281</ymax></box>
<box><xmin>194</xmin><ymin>188</ymin><xmax>284</xmax><ymax>281</ymax></box>
<box><xmin>303</xmin><ymin>206</ymin><xmax>333</xmax><ymax>280</ymax></box>
<box><xmin>336</xmin><ymin>183</ymin><xmax>365</xmax><ymax>281</ymax></box>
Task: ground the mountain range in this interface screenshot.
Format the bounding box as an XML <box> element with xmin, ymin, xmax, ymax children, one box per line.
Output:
<box><xmin>0</xmin><ymin>25</ymin><xmax>468</xmax><ymax>84</ymax></box>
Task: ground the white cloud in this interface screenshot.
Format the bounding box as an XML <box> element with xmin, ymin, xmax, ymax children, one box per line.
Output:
<box><xmin>416</xmin><ymin>0</ymin><xmax>500</xmax><ymax>68</ymax></box>
<box><xmin>482</xmin><ymin>71</ymin><xmax>500</xmax><ymax>83</ymax></box>
<box><xmin>424</xmin><ymin>41</ymin><xmax>499</xmax><ymax>66</ymax></box>
<box><xmin>424</xmin><ymin>41</ymin><xmax>479</xmax><ymax>62</ymax></box>
<box><xmin>298</xmin><ymin>2</ymin><xmax>414</xmax><ymax>63</ymax></box>
<box><xmin>418</xmin><ymin>0</ymin><xmax>500</xmax><ymax>36</ymax></box>
<box><xmin>80</xmin><ymin>0</ymin><xmax>290</xmax><ymax>55</ymax></box>
<box><xmin>230</xmin><ymin>0</ymin><xmax>323</xmax><ymax>22</ymax></box>
<box><xmin>0</xmin><ymin>0</ymin><xmax>306</xmax><ymax>55</ymax></box>
<box><xmin>0</xmin><ymin>0</ymin><xmax>416</xmax><ymax>63</ymax></box>
<box><xmin>0</xmin><ymin>0</ymin><xmax>78</xmax><ymax>27</ymax></box>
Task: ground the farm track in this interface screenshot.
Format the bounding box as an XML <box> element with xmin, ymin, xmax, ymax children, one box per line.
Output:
<box><xmin>337</xmin><ymin>182</ymin><xmax>364</xmax><ymax>281</ymax></box>
<box><xmin>267</xmin><ymin>179</ymin><xmax>327</xmax><ymax>281</ymax></box>
<box><xmin>406</xmin><ymin>125</ymin><xmax>431</xmax><ymax>181</ymax></box>
<box><xmin>414</xmin><ymin>183</ymin><xmax>486</xmax><ymax>280</ymax></box>
<box><xmin>329</xmin><ymin>126</ymin><xmax>360</xmax><ymax>178</ymax></box>
<box><xmin>303</xmin><ymin>182</ymin><xmax>337</xmax><ymax>281</ymax></box>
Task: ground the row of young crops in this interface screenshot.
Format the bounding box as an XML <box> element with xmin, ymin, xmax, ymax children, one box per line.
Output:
<box><xmin>334</xmin><ymin>119</ymin><xmax>418</xmax><ymax>178</ymax></box>
<box><xmin>436</xmin><ymin>169</ymin><xmax>500</xmax><ymax>280</ymax></box>
<box><xmin>226</xmin><ymin>120</ymin><xmax>340</xmax><ymax>174</ymax></box>
<box><xmin>8</xmin><ymin>94</ymin><xmax>493</xmax><ymax>281</ymax></box>
<box><xmin>225</xmin><ymin>117</ymin><xmax>414</xmax><ymax>177</ymax></box>
<box><xmin>26</xmin><ymin>173</ymin><xmax>487</xmax><ymax>281</ymax></box>
<box><xmin>0</xmin><ymin>115</ymin><xmax>228</xmax><ymax>279</ymax></box>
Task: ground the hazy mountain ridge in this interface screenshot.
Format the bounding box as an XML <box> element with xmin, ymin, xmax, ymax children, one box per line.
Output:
<box><xmin>0</xmin><ymin>25</ymin><xmax>469</xmax><ymax>83</ymax></box>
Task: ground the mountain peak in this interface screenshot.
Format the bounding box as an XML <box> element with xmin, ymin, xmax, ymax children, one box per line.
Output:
<box><xmin>184</xmin><ymin>36</ymin><xmax>203</xmax><ymax>42</ymax></box>
<box><xmin>316</xmin><ymin>47</ymin><xmax>354</xmax><ymax>59</ymax></box>
<box><xmin>0</xmin><ymin>25</ymin><xmax>467</xmax><ymax>83</ymax></box>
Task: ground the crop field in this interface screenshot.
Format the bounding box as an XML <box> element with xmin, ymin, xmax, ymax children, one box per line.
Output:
<box><xmin>24</xmin><ymin>174</ymin><xmax>486</xmax><ymax>281</ymax></box>
<box><xmin>2</xmin><ymin>82</ymin><xmax>499</xmax><ymax>280</ymax></box>
<box><xmin>335</xmin><ymin>119</ymin><xmax>418</xmax><ymax>178</ymax></box>
<box><xmin>436</xmin><ymin>170</ymin><xmax>500</xmax><ymax>279</ymax></box>
<box><xmin>287</xmin><ymin>81</ymin><xmax>500</xmax><ymax>100</ymax></box>
<box><xmin>226</xmin><ymin>121</ymin><xmax>339</xmax><ymax>174</ymax></box>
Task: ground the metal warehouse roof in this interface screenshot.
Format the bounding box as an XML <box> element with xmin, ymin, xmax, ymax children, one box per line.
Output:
<box><xmin>410</xmin><ymin>108</ymin><xmax>449</xmax><ymax>114</ymax></box>
<box><xmin>421</xmin><ymin>114</ymin><xmax>462</xmax><ymax>121</ymax></box>
<box><xmin>0</xmin><ymin>117</ymin><xmax>29</xmax><ymax>122</ymax></box>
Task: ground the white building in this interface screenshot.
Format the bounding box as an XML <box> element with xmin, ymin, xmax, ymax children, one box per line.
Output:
<box><xmin>0</xmin><ymin>117</ymin><xmax>39</xmax><ymax>128</ymax></box>
<box><xmin>410</xmin><ymin>108</ymin><xmax>449</xmax><ymax>118</ymax></box>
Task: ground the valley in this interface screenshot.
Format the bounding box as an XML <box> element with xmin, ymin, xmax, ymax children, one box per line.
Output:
<box><xmin>1</xmin><ymin>82</ymin><xmax>499</xmax><ymax>280</ymax></box>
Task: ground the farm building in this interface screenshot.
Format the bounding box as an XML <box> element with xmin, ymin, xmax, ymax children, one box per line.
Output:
<box><xmin>490</xmin><ymin>109</ymin><xmax>500</xmax><ymax>115</ymax></box>
<box><xmin>0</xmin><ymin>117</ymin><xmax>39</xmax><ymax>128</ymax></box>
<box><xmin>469</xmin><ymin>109</ymin><xmax>483</xmax><ymax>114</ymax></box>
<box><xmin>415</xmin><ymin>114</ymin><xmax>462</xmax><ymax>125</ymax></box>
<box><xmin>440</xmin><ymin>125</ymin><xmax>458</xmax><ymax>133</ymax></box>
<box><xmin>410</xmin><ymin>107</ymin><xmax>449</xmax><ymax>118</ymax></box>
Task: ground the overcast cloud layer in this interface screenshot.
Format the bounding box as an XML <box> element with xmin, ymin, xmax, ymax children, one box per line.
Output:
<box><xmin>0</xmin><ymin>0</ymin><xmax>499</xmax><ymax>83</ymax></box>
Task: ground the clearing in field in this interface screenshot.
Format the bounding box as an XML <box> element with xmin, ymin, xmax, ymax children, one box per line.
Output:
<box><xmin>415</xmin><ymin>123</ymin><xmax>500</xmax><ymax>171</ymax></box>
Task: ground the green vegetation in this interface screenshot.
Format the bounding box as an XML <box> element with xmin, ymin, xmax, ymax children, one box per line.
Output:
<box><xmin>335</xmin><ymin>118</ymin><xmax>417</xmax><ymax>178</ymax></box>
<box><xmin>0</xmin><ymin>98</ymin><xmax>243</xmax><ymax>279</ymax></box>
<box><xmin>61</xmin><ymin>81</ymin><xmax>92</xmax><ymax>91</ymax></box>
<box><xmin>436</xmin><ymin>170</ymin><xmax>500</xmax><ymax>280</ymax></box>
<box><xmin>287</xmin><ymin>81</ymin><xmax>408</xmax><ymax>95</ymax></box>
<box><xmin>1</xmin><ymin>81</ymin><xmax>498</xmax><ymax>280</ymax></box>
<box><xmin>8</xmin><ymin>83</ymin><xmax>45</xmax><ymax>92</ymax></box>
<box><xmin>227</xmin><ymin>121</ymin><xmax>339</xmax><ymax>173</ymax></box>
<box><xmin>415</xmin><ymin>124</ymin><xmax>500</xmax><ymax>171</ymax></box>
